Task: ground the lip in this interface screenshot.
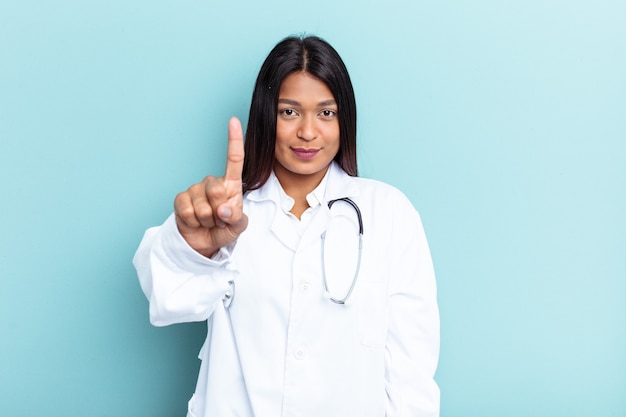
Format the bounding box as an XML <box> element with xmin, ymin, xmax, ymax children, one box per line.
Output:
<box><xmin>291</xmin><ymin>147</ymin><xmax>320</xmax><ymax>160</ymax></box>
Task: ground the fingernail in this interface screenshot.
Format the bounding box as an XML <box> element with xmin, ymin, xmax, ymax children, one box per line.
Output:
<box><xmin>220</xmin><ymin>206</ymin><xmax>232</xmax><ymax>219</ymax></box>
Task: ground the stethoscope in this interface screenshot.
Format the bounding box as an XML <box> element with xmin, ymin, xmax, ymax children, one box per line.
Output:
<box><xmin>321</xmin><ymin>197</ymin><xmax>363</xmax><ymax>304</ymax></box>
<box><xmin>223</xmin><ymin>197</ymin><xmax>364</xmax><ymax>308</ymax></box>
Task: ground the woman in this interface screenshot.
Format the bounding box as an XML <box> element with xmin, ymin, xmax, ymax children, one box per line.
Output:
<box><xmin>134</xmin><ymin>35</ymin><xmax>440</xmax><ymax>417</ymax></box>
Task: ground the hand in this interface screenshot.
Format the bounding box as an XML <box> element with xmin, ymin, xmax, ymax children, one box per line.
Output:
<box><xmin>174</xmin><ymin>117</ymin><xmax>248</xmax><ymax>257</ymax></box>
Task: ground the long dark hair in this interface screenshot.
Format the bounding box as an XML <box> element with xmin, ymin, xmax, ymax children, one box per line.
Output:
<box><xmin>242</xmin><ymin>35</ymin><xmax>358</xmax><ymax>193</ymax></box>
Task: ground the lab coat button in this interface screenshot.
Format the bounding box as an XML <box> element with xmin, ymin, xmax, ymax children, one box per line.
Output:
<box><xmin>223</xmin><ymin>280</ymin><xmax>235</xmax><ymax>308</ymax></box>
<box><xmin>294</xmin><ymin>349</ymin><xmax>305</xmax><ymax>360</ymax></box>
<box><xmin>301</xmin><ymin>282</ymin><xmax>311</xmax><ymax>294</ymax></box>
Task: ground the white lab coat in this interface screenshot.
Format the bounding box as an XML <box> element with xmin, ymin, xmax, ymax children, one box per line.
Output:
<box><xmin>133</xmin><ymin>162</ymin><xmax>440</xmax><ymax>417</ymax></box>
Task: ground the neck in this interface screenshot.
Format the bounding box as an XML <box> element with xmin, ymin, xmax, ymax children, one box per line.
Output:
<box><xmin>274</xmin><ymin>163</ymin><xmax>330</xmax><ymax>219</ymax></box>
<box><xmin>274</xmin><ymin>164</ymin><xmax>329</xmax><ymax>197</ymax></box>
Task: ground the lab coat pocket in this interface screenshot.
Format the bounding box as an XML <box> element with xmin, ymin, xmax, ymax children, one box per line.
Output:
<box><xmin>357</xmin><ymin>281</ymin><xmax>388</xmax><ymax>348</ymax></box>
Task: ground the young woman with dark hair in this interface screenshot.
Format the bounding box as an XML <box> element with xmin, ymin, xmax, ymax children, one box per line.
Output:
<box><xmin>134</xmin><ymin>35</ymin><xmax>440</xmax><ymax>417</ymax></box>
<box><xmin>243</xmin><ymin>36</ymin><xmax>358</xmax><ymax>192</ymax></box>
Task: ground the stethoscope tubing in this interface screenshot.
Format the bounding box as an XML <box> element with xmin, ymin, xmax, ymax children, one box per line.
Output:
<box><xmin>223</xmin><ymin>197</ymin><xmax>364</xmax><ymax>307</ymax></box>
<box><xmin>322</xmin><ymin>197</ymin><xmax>363</xmax><ymax>304</ymax></box>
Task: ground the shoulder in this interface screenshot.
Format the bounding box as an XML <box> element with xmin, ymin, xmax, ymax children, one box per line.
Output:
<box><xmin>328</xmin><ymin>163</ymin><xmax>415</xmax><ymax>207</ymax></box>
<box><xmin>352</xmin><ymin>176</ymin><xmax>416</xmax><ymax>210</ymax></box>
<box><xmin>341</xmin><ymin>175</ymin><xmax>424</xmax><ymax>241</ymax></box>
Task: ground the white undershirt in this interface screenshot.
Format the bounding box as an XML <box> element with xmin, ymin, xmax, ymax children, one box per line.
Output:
<box><xmin>275</xmin><ymin>172</ymin><xmax>329</xmax><ymax>236</ymax></box>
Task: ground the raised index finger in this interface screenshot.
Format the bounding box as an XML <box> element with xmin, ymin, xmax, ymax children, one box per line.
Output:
<box><xmin>224</xmin><ymin>117</ymin><xmax>245</xmax><ymax>182</ymax></box>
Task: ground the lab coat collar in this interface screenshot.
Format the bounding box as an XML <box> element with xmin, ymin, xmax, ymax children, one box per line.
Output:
<box><xmin>323</xmin><ymin>161</ymin><xmax>360</xmax><ymax>202</ymax></box>
<box><xmin>245</xmin><ymin>162</ymin><xmax>360</xmax><ymax>252</ymax></box>
<box><xmin>245</xmin><ymin>162</ymin><xmax>360</xmax><ymax>205</ymax></box>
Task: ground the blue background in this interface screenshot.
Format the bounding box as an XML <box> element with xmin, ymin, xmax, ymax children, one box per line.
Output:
<box><xmin>1</xmin><ymin>0</ymin><xmax>624</xmax><ymax>415</ymax></box>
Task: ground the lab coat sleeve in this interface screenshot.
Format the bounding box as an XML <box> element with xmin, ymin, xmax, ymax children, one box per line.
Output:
<box><xmin>133</xmin><ymin>213</ymin><xmax>237</xmax><ymax>327</ymax></box>
<box><xmin>385</xmin><ymin>199</ymin><xmax>440</xmax><ymax>417</ymax></box>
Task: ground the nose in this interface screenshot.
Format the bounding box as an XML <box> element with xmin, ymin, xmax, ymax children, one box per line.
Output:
<box><xmin>297</xmin><ymin>115</ymin><xmax>318</xmax><ymax>141</ymax></box>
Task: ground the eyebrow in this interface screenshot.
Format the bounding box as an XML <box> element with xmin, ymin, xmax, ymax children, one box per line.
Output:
<box><xmin>278</xmin><ymin>98</ymin><xmax>337</xmax><ymax>107</ymax></box>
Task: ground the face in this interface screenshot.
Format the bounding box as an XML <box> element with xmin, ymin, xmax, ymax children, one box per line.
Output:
<box><xmin>274</xmin><ymin>71</ymin><xmax>340</xmax><ymax>191</ymax></box>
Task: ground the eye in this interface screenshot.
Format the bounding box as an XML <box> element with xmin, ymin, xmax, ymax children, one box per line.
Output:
<box><xmin>320</xmin><ymin>109</ymin><xmax>337</xmax><ymax>118</ymax></box>
<box><xmin>279</xmin><ymin>108</ymin><xmax>298</xmax><ymax>118</ymax></box>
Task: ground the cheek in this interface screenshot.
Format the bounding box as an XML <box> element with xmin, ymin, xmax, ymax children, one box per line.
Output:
<box><xmin>328</xmin><ymin>126</ymin><xmax>341</xmax><ymax>148</ymax></box>
<box><xmin>275</xmin><ymin>122</ymin><xmax>292</xmax><ymax>143</ymax></box>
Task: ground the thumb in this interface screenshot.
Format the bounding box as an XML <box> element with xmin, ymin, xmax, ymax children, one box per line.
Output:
<box><xmin>218</xmin><ymin>205</ymin><xmax>232</xmax><ymax>220</ymax></box>
<box><xmin>217</xmin><ymin>204</ymin><xmax>248</xmax><ymax>235</ymax></box>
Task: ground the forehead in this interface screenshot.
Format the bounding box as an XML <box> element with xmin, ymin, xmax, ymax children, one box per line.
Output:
<box><xmin>279</xmin><ymin>72</ymin><xmax>335</xmax><ymax>101</ymax></box>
